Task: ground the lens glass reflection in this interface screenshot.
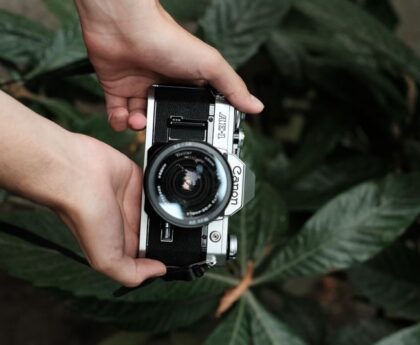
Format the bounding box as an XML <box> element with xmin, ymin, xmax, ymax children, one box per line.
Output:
<box><xmin>151</xmin><ymin>147</ymin><xmax>230</xmax><ymax>222</ymax></box>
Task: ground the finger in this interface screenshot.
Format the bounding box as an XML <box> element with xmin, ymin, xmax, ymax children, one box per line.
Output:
<box><xmin>128</xmin><ymin>97</ymin><xmax>147</xmax><ymax>130</ymax></box>
<box><xmin>105</xmin><ymin>93</ymin><xmax>129</xmax><ymax>132</ymax></box>
<box><xmin>200</xmin><ymin>49</ymin><xmax>264</xmax><ymax>114</ymax></box>
<box><xmin>78</xmin><ymin>219</ymin><xmax>166</xmax><ymax>286</ymax></box>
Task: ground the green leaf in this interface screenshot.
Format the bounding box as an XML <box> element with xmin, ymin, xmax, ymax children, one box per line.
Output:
<box><xmin>0</xmin><ymin>209</ymin><xmax>231</xmax><ymax>302</ymax></box>
<box><xmin>65</xmin><ymin>74</ymin><xmax>104</xmax><ymax>98</ymax></box>
<box><xmin>33</xmin><ymin>97</ymin><xmax>85</xmax><ymax>129</ymax></box>
<box><xmin>281</xmin><ymin>155</ymin><xmax>385</xmax><ymax>211</ymax></box>
<box><xmin>230</xmin><ymin>126</ymin><xmax>287</xmax><ymax>272</ymax></box>
<box><xmin>292</xmin><ymin>0</ymin><xmax>420</xmax><ymax>82</ymax></box>
<box><xmin>0</xmin><ymin>10</ymin><xmax>52</xmax><ymax>66</ymax></box>
<box><xmin>297</xmin><ymin>39</ymin><xmax>407</xmax><ymax>117</ymax></box>
<box><xmin>354</xmin><ymin>0</ymin><xmax>399</xmax><ymax>29</ymax></box>
<box><xmin>328</xmin><ymin>319</ymin><xmax>398</xmax><ymax>345</ymax></box>
<box><xmin>271</xmin><ymin>293</ymin><xmax>326</xmax><ymax>345</ymax></box>
<box><xmin>279</xmin><ymin>4</ymin><xmax>409</xmax><ymax>120</ymax></box>
<box><xmin>247</xmin><ymin>293</ymin><xmax>307</xmax><ymax>345</ymax></box>
<box><xmin>286</xmin><ymin>111</ymin><xmax>351</xmax><ymax>183</ymax></box>
<box><xmin>35</xmin><ymin>58</ymin><xmax>93</xmax><ymax>79</ymax></box>
<box><xmin>0</xmin><ymin>224</ymin><xmax>118</xmax><ymax>296</ymax></box>
<box><xmin>254</xmin><ymin>174</ymin><xmax>420</xmax><ymax>285</ymax></box>
<box><xmin>204</xmin><ymin>299</ymin><xmax>249</xmax><ymax>345</ymax></box>
<box><xmin>230</xmin><ymin>182</ymin><xmax>288</xmax><ymax>273</ymax></box>
<box><xmin>0</xmin><ymin>209</ymin><xmax>80</xmax><ymax>254</ymax></box>
<box><xmin>27</xmin><ymin>21</ymin><xmax>86</xmax><ymax>79</ymax></box>
<box><xmin>77</xmin><ymin>115</ymin><xmax>136</xmax><ymax>151</ymax></box>
<box><xmin>42</xmin><ymin>0</ymin><xmax>78</xmax><ymax>26</ymax></box>
<box><xmin>279</xmin><ymin>21</ymin><xmax>408</xmax><ymax>117</ymax></box>
<box><xmin>267</xmin><ymin>30</ymin><xmax>304</xmax><ymax>81</ymax></box>
<box><xmin>75</xmin><ymin>295</ymin><xmax>219</xmax><ymax>332</ymax></box>
<box><xmin>161</xmin><ymin>0</ymin><xmax>212</xmax><ymax>22</ymax></box>
<box><xmin>33</xmin><ymin>98</ymin><xmax>135</xmax><ymax>150</ymax></box>
<box><xmin>373</xmin><ymin>325</ymin><xmax>420</xmax><ymax>345</ymax></box>
<box><xmin>199</xmin><ymin>0</ymin><xmax>292</xmax><ymax>68</ymax></box>
<box><xmin>240</xmin><ymin>125</ymin><xmax>280</xmax><ymax>176</ymax></box>
<box><xmin>349</xmin><ymin>243</ymin><xmax>420</xmax><ymax>320</ymax></box>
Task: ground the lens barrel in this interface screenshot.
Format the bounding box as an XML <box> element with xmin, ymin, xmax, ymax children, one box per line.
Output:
<box><xmin>145</xmin><ymin>141</ymin><xmax>233</xmax><ymax>228</ymax></box>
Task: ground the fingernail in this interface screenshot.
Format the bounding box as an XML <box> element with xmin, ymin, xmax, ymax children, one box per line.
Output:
<box><xmin>250</xmin><ymin>94</ymin><xmax>265</xmax><ymax>110</ymax></box>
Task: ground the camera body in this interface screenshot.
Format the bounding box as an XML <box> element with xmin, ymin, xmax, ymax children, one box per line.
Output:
<box><xmin>139</xmin><ymin>85</ymin><xmax>255</xmax><ymax>281</ymax></box>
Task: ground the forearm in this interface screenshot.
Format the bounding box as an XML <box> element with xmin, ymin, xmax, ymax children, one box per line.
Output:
<box><xmin>0</xmin><ymin>91</ymin><xmax>78</xmax><ymax>210</ymax></box>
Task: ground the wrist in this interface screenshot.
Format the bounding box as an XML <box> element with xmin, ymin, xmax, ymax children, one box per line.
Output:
<box><xmin>3</xmin><ymin>130</ymin><xmax>84</xmax><ymax>212</ymax></box>
<box><xmin>0</xmin><ymin>92</ymin><xmax>86</xmax><ymax>212</ymax></box>
<box><xmin>75</xmin><ymin>0</ymin><xmax>159</xmax><ymax>35</ymax></box>
<box><xmin>32</xmin><ymin>131</ymin><xmax>86</xmax><ymax>212</ymax></box>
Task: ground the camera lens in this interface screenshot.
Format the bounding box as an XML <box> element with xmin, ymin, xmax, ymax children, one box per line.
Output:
<box><xmin>162</xmin><ymin>157</ymin><xmax>216</xmax><ymax>212</ymax></box>
<box><xmin>145</xmin><ymin>142</ymin><xmax>233</xmax><ymax>228</ymax></box>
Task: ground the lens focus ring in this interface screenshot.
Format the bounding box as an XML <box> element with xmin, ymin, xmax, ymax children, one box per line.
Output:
<box><xmin>145</xmin><ymin>141</ymin><xmax>233</xmax><ymax>228</ymax></box>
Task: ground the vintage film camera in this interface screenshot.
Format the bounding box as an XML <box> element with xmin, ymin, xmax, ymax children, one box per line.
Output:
<box><xmin>139</xmin><ymin>85</ymin><xmax>255</xmax><ymax>281</ymax></box>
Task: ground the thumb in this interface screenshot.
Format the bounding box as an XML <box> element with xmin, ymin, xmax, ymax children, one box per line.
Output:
<box><xmin>200</xmin><ymin>48</ymin><xmax>264</xmax><ymax>114</ymax></box>
<box><xmin>104</xmin><ymin>92</ymin><xmax>130</xmax><ymax>132</ymax></box>
<box><xmin>99</xmin><ymin>256</ymin><xmax>167</xmax><ymax>287</ymax></box>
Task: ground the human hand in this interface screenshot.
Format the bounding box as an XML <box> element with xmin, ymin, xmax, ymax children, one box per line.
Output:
<box><xmin>56</xmin><ymin>134</ymin><xmax>167</xmax><ymax>286</ymax></box>
<box><xmin>0</xmin><ymin>91</ymin><xmax>166</xmax><ymax>286</ymax></box>
<box><xmin>75</xmin><ymin>0</ymin><xmax>264</xmax><ymax>132</ymax></box>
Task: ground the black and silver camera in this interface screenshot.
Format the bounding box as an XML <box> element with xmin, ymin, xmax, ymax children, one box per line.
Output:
<box><xmin>139</xmin><ymin>85</ymin><xmax>255</xmax><ymax>281</ymax></box>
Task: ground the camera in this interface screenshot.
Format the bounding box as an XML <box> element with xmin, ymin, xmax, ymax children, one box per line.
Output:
<box><xmin>139</xmin><ymin>85</ymin><xmax>255</xmax><ymax>281</ymax></box>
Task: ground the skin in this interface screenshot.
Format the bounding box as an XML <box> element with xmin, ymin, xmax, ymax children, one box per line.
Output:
<box><xmin>74</xmin><ymin>0</ymin><xmax>264</xmax><ymax>131</ymax></box>
<box><xmin>0</xmin><ymin>91</ymin><xmax>166</xmax><ymax>287</ymax></box>
<box><xmin>0</xmin><ymin>0</ymin><xmax>264</xmax><ymax>286</ymax></box>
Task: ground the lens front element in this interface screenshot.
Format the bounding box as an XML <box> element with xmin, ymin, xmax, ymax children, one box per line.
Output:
<box><xmin>145</xmin><ymin>142</ymin><xmax>233</xmax><ymax>228</ymax></box>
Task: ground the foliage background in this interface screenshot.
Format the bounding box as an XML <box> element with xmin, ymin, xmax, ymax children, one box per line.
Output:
<box><xmin>1</xmin><ymin>0</ymin><xmax>420</xmax><ymax>344</ymax></box>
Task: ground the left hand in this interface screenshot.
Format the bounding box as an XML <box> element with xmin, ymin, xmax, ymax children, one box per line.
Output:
<box><xmin>57</xmin><ymin>134</ymin><xmax>167</xmax><ymax>287</ymax></box>
<box><xmin>0</xmin><ymin>91</ymin><xmax>166</xmax><ymax>287</ymax></box>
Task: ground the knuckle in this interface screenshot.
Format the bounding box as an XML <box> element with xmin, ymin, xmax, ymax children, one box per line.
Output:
<box><xmin>199</xmin><ymin>48</ymin><xmax>223</xmax><ymax>79</ymax></box>
<box><xmin>109</xmin><ymin>117</ymin><xmax>127</xmax><ymax>132</ymax></box>
<box><xmin>109</xmin><ymin>113</ymin><xmax>126</xmax><ymax>124</ymax></box>
<box><xmin>108</xmin><ymin>107</ymin><xmax>128</xmax><ymax>119</ymax></box>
